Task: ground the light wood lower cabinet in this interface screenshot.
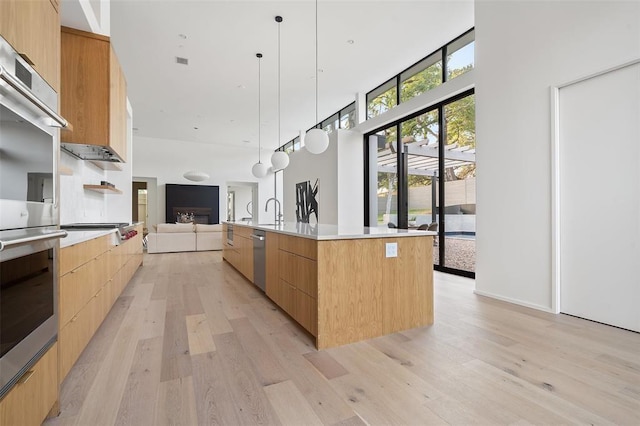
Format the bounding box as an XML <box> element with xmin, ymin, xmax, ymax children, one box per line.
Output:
<box><xmin>268</xmin><ymin>233</ymin><xmax>319</xmax><ymax>337</ymax></box>
<box><xmin>222</xmin><ymin>224</ymin><xmax>254</xmax><ymax>283</ymax></box>
<box><xmin>0</xmin><ymin>343</ymin><xmax>58</xmax><ymax>426</ymax></box>
<box><xmin>58</xmin><ymin>226</ymin><xmax>143</xmax><ymax>383</ymax></box>
<box><xmin>267</xmin><ymin>231</ymin><xmax>433</xmax><ymax>349</ymax></box>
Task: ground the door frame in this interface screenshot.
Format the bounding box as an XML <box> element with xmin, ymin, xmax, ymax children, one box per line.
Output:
<box><xmin>550</xmin><ymin>58</ymin><xmax>640</xmax><ymax>314</ymax></box>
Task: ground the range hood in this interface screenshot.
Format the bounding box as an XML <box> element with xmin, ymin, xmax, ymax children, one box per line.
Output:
<box><xmin>60</xmin><ymin>142</ymin><xmax>124</xmax><ymax>162</ymax></box>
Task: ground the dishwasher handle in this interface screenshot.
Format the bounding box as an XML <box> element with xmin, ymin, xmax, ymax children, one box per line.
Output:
<box><xmin>250</xmin><ymin>234</ymin><xmax>265</xmax><ymax>241</ymax></box>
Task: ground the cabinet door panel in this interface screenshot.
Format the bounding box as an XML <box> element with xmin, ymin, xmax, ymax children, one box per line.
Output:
<box><xmin>109</xmin><ymin>47</ymin><xmax>127</xmax><ymax>161</ymax></box>
<box><xmin>0</xmin><ymin>0</ymin><xmax>59</xmax><ymax>91</ymax></box>
<box><xmin>0</xmin><ymin>343</ymin><xmax>58</xmax><ymax>426</ymax></box>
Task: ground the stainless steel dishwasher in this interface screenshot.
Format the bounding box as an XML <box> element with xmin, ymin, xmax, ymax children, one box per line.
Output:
<box><xmin>251</xmin><ymin>229</ymin><xmax>266</xmax><ymax>292</ymax></box>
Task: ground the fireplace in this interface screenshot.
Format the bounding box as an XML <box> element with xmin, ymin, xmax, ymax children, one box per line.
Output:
<box><xmin>172</xmin><ymin>207</ymin><xmax>212</xmax><ymax>224</ymax></box>
<box><xmin>165</xmin><ymin>184</ymin><xmax>219</xmax><ymax>224</ymax></box>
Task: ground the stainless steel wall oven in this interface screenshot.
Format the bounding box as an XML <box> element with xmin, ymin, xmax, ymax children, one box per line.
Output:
<box><xmin>0</xmin><ymin>35</ymin><xmax>67</xmax><ymax>398</ymax></box>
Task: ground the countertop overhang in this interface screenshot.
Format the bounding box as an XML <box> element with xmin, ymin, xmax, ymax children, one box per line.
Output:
<box><xmin>225</xmin><ymin>221</ymin><xmax>436</xmax><ymax>241</ymax></box>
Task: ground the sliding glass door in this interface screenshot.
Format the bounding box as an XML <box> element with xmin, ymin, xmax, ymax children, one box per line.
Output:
<box><xmin>365</xmin><ymin>90</ymin><xmax>475</xmax><ymax>277</ymax></box>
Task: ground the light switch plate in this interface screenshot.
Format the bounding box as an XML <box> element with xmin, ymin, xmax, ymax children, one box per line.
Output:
<box><xmin>386</xmin><ymin>242</ymin><xmax>398</xmax><ymax>258</ymax></box>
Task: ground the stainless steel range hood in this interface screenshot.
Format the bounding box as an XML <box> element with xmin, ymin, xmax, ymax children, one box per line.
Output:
<box><xmin>60</xmin><ymin>142</ymin><xmax>124</xmax><ymax>162</ymax></box>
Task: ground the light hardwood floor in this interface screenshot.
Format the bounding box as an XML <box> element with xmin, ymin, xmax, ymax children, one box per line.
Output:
<box><xmin>45</xmin><ymin>251</ymin><xmax>640</xmax><ymax>425</ymax></box>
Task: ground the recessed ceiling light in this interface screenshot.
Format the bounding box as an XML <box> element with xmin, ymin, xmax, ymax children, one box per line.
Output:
<box><xmin>132</xmin><ymin>127</ymin><xmax>139</xmax><ymax>131</ymax></box>
<box><xmin>193</xmin><ymin>127</ymin><xmax>199</xmax><ymax>130</ymax></box>
<box><xmin>237</xmin><ymin>84</ymin><xmax>246</xmax><ymax>89</ymax></box>
<box><xmin>347</xmin><ymin>39</ymin><xmax>354</xmax><ymax>44</ymax></box>
<box><xmin>178</xmin><ymin>34</ymin><xmax>187</xmax><ymax>39</ymax></box>
<box><xmin>176</xmin><ymin>57</ymin><xmax>189</xmax><ymax>65</ymax></box>
<box><xmin>243</xmin><ymin>140</ymin><xmax>251</xmax><ymax>143</ymax></box>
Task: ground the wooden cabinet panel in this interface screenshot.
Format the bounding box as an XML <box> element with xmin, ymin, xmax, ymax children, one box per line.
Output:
<box><xmin>109</xmin><ymin>47</ymin><xmax>127</xmax><ymax>162</ymax></box>
<box><xmin>61</xmin><ymin>27</ymin><xmax>127</xmax><ymax>161</ymax></box>
<box><xmin>265</xmin><ymin>232</ymin><xmax>280</xmax><ymax>302</ymax></box>
<box><xmin>59</xmin><ymin>253</ymin><xmax>108</xmax><ymax>327</ymax></box>
<box><xmin>279</xmin><ymin>279</ymin><xmax>296</xmax><ymax>318</ymax></box>
<box><xmin>60</xmin><ymin>234</ymin><xmax>111</xmax><ymax>276</ymax></box>
<box><xmin>239</xmin><ymin>235</ymin><xmax>254</xmax><ymax>283</ymax></box>
<box><xmin>278</xmin><ymin>251</ymin><xmax>317</xmax><ymax>297</ymax></box>
<box><xmin>295</xmin><ymin>291</ymin><xmax>317</xmax><ymax>336</ymax></box>
<box><xmin>0</xmin><ymin>0</ymin><xmax>60</xmax><ymax>91</ymax></box>
<box><xmin>381</xmin><ymin>237</ymin><xmax>433</xmax><ymax>334</ymax></box>
<box><xmin>58</xmin><ymin>229</ymin><xmax>143</xmax><ymax>383</ymax></box>
<box><xmin>234</xmin><ymin>225</ymin><xmax>254</xmax><ymax>238</ymax></box>
<box><xmin>0</xmin><ymin>343</ymin><xmax>58</xmax><ymax>426</ymax></box>
<box><xmin>279</xmin><ymin>234</ymin><xmax>317</xmax><ymax>260</ymax></box>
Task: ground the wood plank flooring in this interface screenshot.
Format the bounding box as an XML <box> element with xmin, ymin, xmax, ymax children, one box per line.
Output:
<box><xmin>45</xmin><ymin>251</ymin><xmax>640</xmax><ymax>425</ymax></box>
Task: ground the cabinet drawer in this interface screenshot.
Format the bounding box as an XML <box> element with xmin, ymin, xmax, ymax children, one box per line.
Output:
<box><xmin>60</xmin><ymin>234</ymin><xmax>111</xmax><ymax>275</ymax></box>
<box><xmin>295</xmin><ymin>291</ymin><xmax>317</xmax><ymax>336</ymax></box>
<box><xmin>278</xmin><ymin>251</ymin><xmax>317</xmax><ymax>297</ymax></box>
<box><xmin>59</xmin><ymin>287</ymin><xmax>103</xmax><ymax>382</ymax></box>
<box><xmin>0</xmin><ymin>343</ymin><xmax>58</xmax><ymax>426</ymax></box>
<box><xmin>59</xmin><ymin>253</ymin><xmax>108</xmax><ymax>327</ymax></box>
<box><xmin>278</xmin><ymin>234</ymin><xmax>317</xmax><ymax>260</ymax></box>
<box><xmin>279</xmin><ymin>279</ymin><xmax>296</xmax><ymax>318</ymax></box>
<box><xmin>234</xmin><ymin>225</ymin><xmax>254</xmax><ymax>238</ymax></box>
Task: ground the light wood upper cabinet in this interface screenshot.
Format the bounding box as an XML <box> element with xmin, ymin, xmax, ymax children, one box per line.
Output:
<box><xmin>0</xmin><ymin>0</ymin><xmax>60</xmax><ymax>92</ymax></box>
<box><xmin>60</xmin><ymin>27</ymin><xmax>128</xmax><ymax>162</ymax></box>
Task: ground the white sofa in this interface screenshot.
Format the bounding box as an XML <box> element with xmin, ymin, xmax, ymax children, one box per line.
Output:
<box><xmin>147</xmin><ymin>223</ymin><xmax>223</xmax><ymax>253</ymax></box>
<box><xmin>195</xmin><ymin>224</ymin><xmax>223</xmax><ymax>251</ymax></box>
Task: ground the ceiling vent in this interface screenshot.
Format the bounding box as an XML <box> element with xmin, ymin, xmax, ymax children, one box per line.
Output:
<box><xmin>176</xmin><ymin>57</ymin><xmax>189</xmax><ymax>65</ymax></box>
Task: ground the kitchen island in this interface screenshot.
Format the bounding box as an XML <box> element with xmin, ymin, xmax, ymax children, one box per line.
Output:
<box><xmin>223</xmin><ymin>222</ymin><xmax>435</xmax><ymax>349</ymax></box>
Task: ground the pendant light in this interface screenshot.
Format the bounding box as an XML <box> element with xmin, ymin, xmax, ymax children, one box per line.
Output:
<box><xmin>252</xmin><ymin>53</ymin><xmax>269</xmax><ymax>178</ymax></box>
<box><xmin>305</xmin><ymin>0</ymin><xmax>329</xmax><ymax>155</ymax></box>
<box><xmin>271</xmin><ymin>15</ymin><xmax>289</xmax><ymax>171</ymax></box>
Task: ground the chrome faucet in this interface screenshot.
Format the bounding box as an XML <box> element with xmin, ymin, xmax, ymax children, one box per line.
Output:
<box><xmin>265</xmin><ymin>198</ymin><xmax>282</xmax><ymax>225</ymax></box>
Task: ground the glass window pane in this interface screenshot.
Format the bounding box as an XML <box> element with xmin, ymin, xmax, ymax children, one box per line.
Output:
<box><xmin>293</xmin><ymin>136</ymin><xmax>301</xmax><ymax>151</ymax></box>
<box><xmin>374</xmin><ymin>126</ymin><xmax>398</xmax><ymax>227</ymax></box>
<box><xmin>401</xmin><ymin>109</ymin><xmax>440</xmax><ymax>264</ymax></box>
<box><xmin>400</xmin><ymin>52</ymin><xmax>443</xmax><ymax>103</ymax></box>
<box><xmin>367</xmin><ymin>79</ymin><xmax>397</xmax><ymax>119</ymax></box>
<box><xmin>443</xmin><ymin>94</ymin><xmax>476</xmax><ymax>272</ymax></box>
<box><xmin>447</xmin><ymin>30</ymin><xmax>474</xmax><ymax>80</ymax></box>
<box><xmin>322</xmin><ymin>113</ymin><xmax>339</xmax><ymax>133</ymax></box>
<box><xmin>340</xmin><ymin>103</ymin><xmax>356</xmax><ymax>129</ymax></box>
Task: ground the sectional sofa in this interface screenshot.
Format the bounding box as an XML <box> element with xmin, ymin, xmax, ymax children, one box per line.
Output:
<box><xmin>146</xmin><ymin>223</ymin><xmax>223</xmax><ymax>253</ymax></box>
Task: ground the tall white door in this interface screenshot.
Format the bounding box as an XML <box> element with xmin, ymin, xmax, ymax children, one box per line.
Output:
<box><xmin>559</xmin><ymin>62</ymin><xmax>640</xmax><ymax>332</ymax></box>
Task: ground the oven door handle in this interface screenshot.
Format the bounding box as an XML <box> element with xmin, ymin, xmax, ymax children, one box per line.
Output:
<box><xmin>0</xmin><ymin>65</ymin><xmax>68</xmax><ymax>128</ymax></box>
<box><xmin>0</xmin><ymin>230</ymin><xmax>68</xmax><ymax>252</ymax></box>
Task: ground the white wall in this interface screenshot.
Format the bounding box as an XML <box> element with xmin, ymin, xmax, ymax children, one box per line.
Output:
<box><xmin>132</xmin><ymin>135</ymin><xmax>275</xmax><ymax>224</ymax></box>
<box><xmin>283</xmin><ymin>132</ymin><xmax>339</xmax><ymax>224</ymax></box>
<box><xmin>59</xmin><ymin>102</ymin><xmax>133</xmax><ymax>225</ymax></box>
<box><xmin>475</xmin><ymin>1</ymin><xmax>640</xmax><ymax>310</ymax></box>
<box><xmin>283</xmin><ymin>129</ymin><xmax>363</xmax><ymax>227</ymax></box>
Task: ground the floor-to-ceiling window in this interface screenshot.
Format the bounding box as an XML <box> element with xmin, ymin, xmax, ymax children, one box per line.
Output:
<box><xmin>364</xmin><ymin>29</ymin><xmax>475</xmax><ymax>277</ymax></box>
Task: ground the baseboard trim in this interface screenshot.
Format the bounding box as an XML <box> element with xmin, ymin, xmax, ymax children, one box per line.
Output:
<box><xmin>473</xmin><ymin>289</ymin><xmax>554</xmax><ymax>314</ymax></box>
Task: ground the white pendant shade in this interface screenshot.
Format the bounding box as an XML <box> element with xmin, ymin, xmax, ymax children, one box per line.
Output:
<box><xmin>271</xmin><ymin>151</ymin><xmax>289</xmax><ymax>171</ymax></box>
<box><xmin>183</xmin><ymin>170</ymin><xmax>209</xmax><ymax>181</ymax></box>
<box><xmin>252</xmin><ymin>162</ymin><xmax>269</xmax><ymax>178</ymax></box>
<box><xmin>305</xmin><ymin>128</ymin><xmax>329</xmax><ymax>154</ymax></box>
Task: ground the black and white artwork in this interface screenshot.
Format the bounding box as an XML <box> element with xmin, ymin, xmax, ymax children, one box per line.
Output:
<box><xmin>295</xmin><ymin>179</ymin><xmax>318</xmax><ymax>224</ymax></box>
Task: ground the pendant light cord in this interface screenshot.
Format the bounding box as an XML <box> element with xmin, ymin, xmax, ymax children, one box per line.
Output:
<box><xmin>278</xmin><ymin>19</ymin><xmax>281</xmax><ymax>147</ymax></box>
<box><xmin>257</xmin><ymin>53</ymin><xmax>262</xmax><ymax>163</ymax></box>
<box><xmin>315</xmin><ymin>0</ymin><xmax>319</xmax><ymax>125</ymax></box>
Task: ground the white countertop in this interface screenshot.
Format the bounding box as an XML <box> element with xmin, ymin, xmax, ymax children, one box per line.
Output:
<box><xmin>60</xmin><ymin>229</ymin><xmax>118</xmax><ymax>248</ymax></box>
<box><xmin>226</xmin><ymin>221</ymin><xmax>435</xmax><ymax>241</ymax></box>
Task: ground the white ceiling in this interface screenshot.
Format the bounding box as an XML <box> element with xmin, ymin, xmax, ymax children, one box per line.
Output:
<box><xmin>69</xmin><ymin>1</ymin><xmax>474</xmax><ymax>152</ymax></box>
